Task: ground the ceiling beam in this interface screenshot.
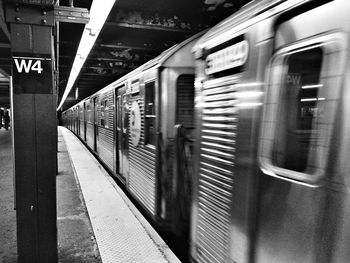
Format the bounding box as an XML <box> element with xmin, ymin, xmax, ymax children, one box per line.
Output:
<box><xmin>59</xmin><ymin>55</ymin><xmax>125</xmax><ymax>62</ymax></box>
<box><xmin>105</xmin><ymin>21</ymin><xmax>195</xmax><ymax>33</ymax></box>
<box><xmin>107</xmin><ymin>8</ymin><xmax>203</xmax><ymax>33</ymax></box>
<box><xmin>59</xmin><ymin>40</ymin><xmax>160</xmax><ymax>52</ymax></box>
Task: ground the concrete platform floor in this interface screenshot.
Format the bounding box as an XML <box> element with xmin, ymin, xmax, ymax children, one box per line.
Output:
<box><xmin>0</xmin><ymin>129</ymin><xmax>16</xmax><ymax>263</ymax></box>
<box><xmin>57</xmin><ymin>129</ymin><xmax>101</xmax><ymax>262</ymax></box>
<box><xmin>0</xmin><ymin>128</ymin><xmax>101</xmax><ymax>262</ymax></box>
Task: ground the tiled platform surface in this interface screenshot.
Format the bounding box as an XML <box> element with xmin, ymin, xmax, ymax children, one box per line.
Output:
<box><xmin>60</xmin><ymin>126</ymin><xmax>181</xmax><ymax>263</ymax></box>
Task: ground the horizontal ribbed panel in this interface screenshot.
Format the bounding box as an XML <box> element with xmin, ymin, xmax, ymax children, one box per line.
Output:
<box><xmin>98</xmin><ymin>127</ymin><xmax>114</xmax><ymax>171</ymax></box>
<box><xmin>96</xmin><ymin>91</ymin><xmax>115</xmax><ymax>171</ymax></box>
<box><xmin>196</xmin><ymin>83</ymin><xmax>236</xmax><ymax>263</ymax></box>
<box><xmin>86</xmin><ymin>123</ymin><xmax>94</xmax><ymax>150</ymax></box>
<box><xmin>128</xmin><ymin>97</ymin><xmax>157</xmax><ymax>216</ymax></box>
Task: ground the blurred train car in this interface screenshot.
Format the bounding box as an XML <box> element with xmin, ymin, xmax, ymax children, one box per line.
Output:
<box><xmin>191</xmin><ymin>0</ymin><xmax>350</xmax><ymax>262</ymax></box>
<box><xmin>62</xmin><ymin>32</ymin><xmax>203</xmax><ymax>235</ymax></box>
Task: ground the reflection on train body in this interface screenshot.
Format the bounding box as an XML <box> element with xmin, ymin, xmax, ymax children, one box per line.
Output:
<box><xmin>192</xmin><ymin>0</ymin><xmax>350</xmax><ymax>262</ymax></box>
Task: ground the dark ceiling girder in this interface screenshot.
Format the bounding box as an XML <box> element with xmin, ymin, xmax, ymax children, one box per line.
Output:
<box><xmin>59</xmin><ymin>40</ymin><xmax>160</xmax><ymax>52</ymax></box>
<box><xmin>108</xmin><ymin>8</ymin><xmax>205</xmax><ymax>32</ymax></box>
<box><xmin>99</xmin><ymin>43</ymin><xmax>159</xmax><ymax>52</ymax></box>
<box><xmin>59</xmin><ymin>64</ymin><xmax>127</xmax><ymax>70</ymax></box>
<box><xmin>105</xmin><ymin>21</ymin><xmax>195</xmax><ymax>34</ymax></box>
<box><xmin>59</xmin><ymin>55</ymin><xmax>125</xmax><ymax>62</ymax></box>
<box><xmin>75</xmin><ymin>78</ymin><xmax>109</xmax><ymax>83</ymax></box>
<box><xmin>80</xmin><ymin>73</ymin><xmax>116</xmax><ymax>77</ymax></box>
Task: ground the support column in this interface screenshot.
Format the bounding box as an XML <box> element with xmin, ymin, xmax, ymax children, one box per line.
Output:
<box><xmin>6</xmin><ymin>3</ymin><xmax>57</xmax><ymax>262</ymax></box>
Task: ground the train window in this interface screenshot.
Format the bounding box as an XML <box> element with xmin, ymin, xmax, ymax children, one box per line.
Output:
<box><xmin>122</xmin><ymin>95</ymin><xmax>129</xmax><ymax>133</ymax></box>
<box><xmin>100</xmin><ymin>99</ymin><xmax>109</xmax><ymax>128</ymax></box>
<box><xmin>145</xmin><ymin>81</ymin><xmax>156</xmax><ymax>146</ymax></box>
<box><xmin>272</xmin><ymin>47</ymin><xmax>323</xmax><ymax>172</ymax></box>
<box><xmin>117</xmin><ymin>96</ymin><xmax>122</xmax><ymax>129</ymax></box>
<box><xmin>79</xmin><ymin>106</ymin><xmax>83</xmax><ymax>121</ymax></box>
<box><xmin>259</xmin><ymin>34</ymin><xmax>346</xmax><ymax>185</ymax></box>
<box><xmin>176</xmin><ymin>75</ymin><xmax>195</xmax><ymax>129</ymax></box>
<box><xmin>104</xmin><ymin>100</ymin><xmax>109</xmax><ymax>128</ymax></box>
<box><xmin>86</xmin><ymin>104</ymin><xmax>91</xmax><ymax>123</ymax></box>
<box><xmin>100</xmin><ymin>101</ymin><xmax>105</xmax><ymax>127</ymax></box>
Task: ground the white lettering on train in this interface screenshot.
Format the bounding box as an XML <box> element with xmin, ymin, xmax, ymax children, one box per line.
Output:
<box><xmin>206</xmin><ymin>40</ymin><xmax>249</xmax><ymax>75</ymax></box>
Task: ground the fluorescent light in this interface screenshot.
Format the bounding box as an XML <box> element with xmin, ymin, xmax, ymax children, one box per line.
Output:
<box><xmin>301</xmin><ymin>84</ymin><xmax>323</xmax><ymax>89</ymax></box>
<box><xmin>300</xmin><ymin>97</ymin><xmax>325</xmax><ymax>102</ymax></box>
<box><xmin>57</xmin><ymin>0</ymin><xmax>116</xmax><ymax>111</ymax></box>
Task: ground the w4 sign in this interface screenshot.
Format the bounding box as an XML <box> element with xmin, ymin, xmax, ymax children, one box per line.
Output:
<box><xmin>12</xmin><ymin>56</ymin><xmax>53</xmax><ymax>94</ymax></box>
<box><xmin>13</xmin><ymin>57</ymin><xmax>49</xmax><ymax>74</ymax></box>
<box><xmin>14</xmin><ymin>58</ymin><xmax>44</xmax><ymax>74</ymax></box>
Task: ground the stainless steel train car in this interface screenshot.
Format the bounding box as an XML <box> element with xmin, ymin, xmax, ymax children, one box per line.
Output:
<box><xmin>62</xmin><ymin>32</ymin><xmax>203</xmax><ymax>235</ymax></box>
<box><xmin>191</xmin><ymin>0</ymin><xmax>350</xmax><ymax>262</ymax></box>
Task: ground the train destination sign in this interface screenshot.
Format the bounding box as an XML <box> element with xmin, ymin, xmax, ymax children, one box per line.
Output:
<box><xmin>12</xmin><ymin>56</ymin><xmax>53</xmax><ymax>94</ymax></box>
<box><xmin>205</xmin><ymin>40</ymin><xmax>249</xmax><ymax>75</ymax></box>
<box><xmin>130</xmin><ymin>101</ymin><xmax>141</xmax><ymax>146</ymax></box>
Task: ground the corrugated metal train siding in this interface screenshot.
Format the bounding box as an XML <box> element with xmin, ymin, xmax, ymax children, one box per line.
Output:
<box><xmin>98</xmin><ymin>127</ymin><xmax>114</xmax><ymax>170</ymax></box>
<box><xmin>128</xmin><ymin>95</ymin><xmax>157</xmax><ymax>216</ymax></box>
<box><xmin>97</xmin><ymin>91</ymin><xmax>115</xmax><ymax>171</ymax></box>
<box><xmin>196</xmin><ymin>83</ymin><xmax>236</xmax><ymax>263</ymax></box>
<box><xmin>86</xmin><ymin>123</ymin><xmax>94</xmax><ymax>149</ymax></box>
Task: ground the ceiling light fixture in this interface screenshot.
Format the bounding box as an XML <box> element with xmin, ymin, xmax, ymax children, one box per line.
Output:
<box><xmin>57</xmin><ymin>0</ymin><xmax>116</xmax><ymax>111</ymax></box>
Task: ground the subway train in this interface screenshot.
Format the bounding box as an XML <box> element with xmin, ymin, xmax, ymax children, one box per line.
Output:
<box><xmin>63</xmin><ymin>0</ymin><xmax>350</xmax><ymax>262</ymax></box>
<box><xmin>62</xmin><ymin>31</ymin><xmax>202</xmax><ymax>237</ymax></box>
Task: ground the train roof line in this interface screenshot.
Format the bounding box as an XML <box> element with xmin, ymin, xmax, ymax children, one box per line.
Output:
<box><xmin>193</xmin><ymin>0</ymin><xmax>314</xmax><ymax>56</ymax></box>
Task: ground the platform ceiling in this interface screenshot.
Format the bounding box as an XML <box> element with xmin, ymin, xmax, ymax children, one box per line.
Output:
<box><xmin>0</xmin><ymin>0</ymin><xmax>251</xmax><ymax>110</ymax></box>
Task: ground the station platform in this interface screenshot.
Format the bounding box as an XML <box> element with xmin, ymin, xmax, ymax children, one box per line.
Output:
<box><xmin>0</xmin><ymin>127</ymin><xmax>181</xmax><ymax>263</ymax></box>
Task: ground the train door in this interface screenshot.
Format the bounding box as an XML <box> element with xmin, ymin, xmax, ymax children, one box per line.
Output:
<box><xmin>83</xmin><ymin>102</ymin><xmax>87</xmax><ymax>141</ymax></box>
<box><xmin>115</xmin><ymin>85</ymin><xmax>129</xmax><ymax>180</ymax></box>
<box><xmin>256</xmin><ymin>4</ymin><xmax>347</xmax><ymax>263</ymax></box>
<box><xmin>173</xmin><ymin>74</ymin><xmax>195</xmax><ymax>234</ymax></box>
<box><xmin>93</xmin><ymin>97</ymin><xmax>98</xmax><ymax>152</ymax></box>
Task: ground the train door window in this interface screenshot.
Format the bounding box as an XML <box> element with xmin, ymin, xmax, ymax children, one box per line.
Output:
<box><xmin>104</xmin><ymin>100</ymin><xmax>109</xmax><ymax>128</ymax></box>
<box><xmin>145</xmin><ymin>81</ymin><xmax>156</xmax><ymax>146</ymax></box>
<box><xmin>87</xmin><ymin>104</ymin><xmax>91</xmax><ymax>123</ymax></box>
<box><xmin>117</xmin><ymin>96</ymin><xmax>122</xmax><ymax>129</ymax></box>
<box><xmin>122</xmin><ymin>95</ymin><xmax>129</xmax><ymax>133</ymax></box>
<box><xmin>259</xmin><ymin>34</ymin><xmax>346</xmax><ymax>185</ymax></box>
<box><xmin>100</xmin><ymin>100</ymin><xmax>105</xmax><ymax>127</ymax></box>
<box><xmin>100</xmin><ymin>99</ymin><xmax>108</xmax><ymax>128</ymax></box>
<box><xmin>176</xmin><ymin>75</ymin><xmax>195</xmax><ymax>129</ymax></box>
<box><xmin>93</xmin><ymin>98</ymin><xmax>98</xmax><ymax>125</ymax></box>
<box><xmin>274</xmin><ymin>47</ymin><xmax>323</xmax><ymax>172</ymax></box>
